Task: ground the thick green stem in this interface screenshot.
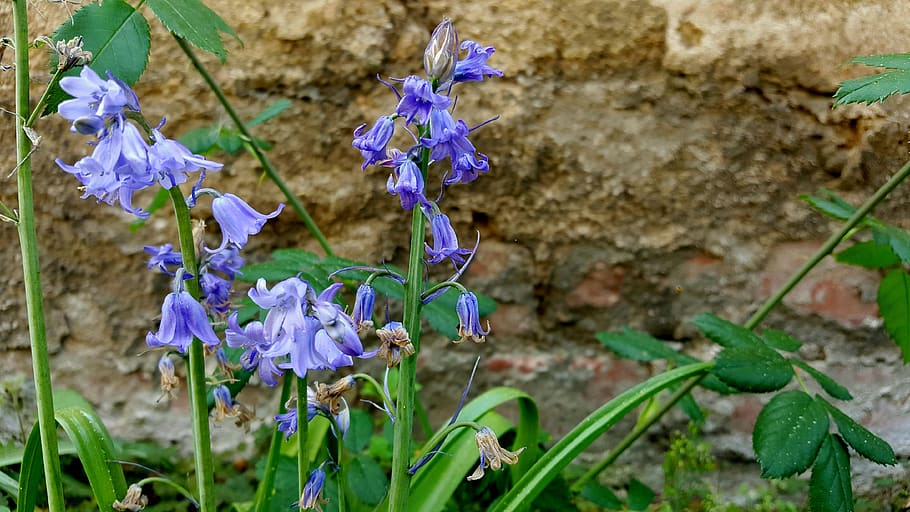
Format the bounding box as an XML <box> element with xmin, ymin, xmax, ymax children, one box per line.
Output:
<box><xmin>170</xmin><ymin>35</ymin><xmax>334</xmax><ymax>256</ymax></box>
<box><xmin>570</xmin><ymin>376</ymin><xmax>701</xmax><ymax>493</ymax></box>
<box><xmin>254</xmin><ymin>375</ymin><xmax>293</xmax><ymax>511</ymax></box>
<box><xmin>332</xmin><ymin>415</ymin><xmax>347</xmax><ymax>512</ymax></box>
<box><xmin>388</xmin><ymin>146</ymin><xmax>430</xmax><ymax>511</ymax></box>
<box><xmin>297</xmin><ymin>375</ymin><xmax>309</xmax><ymax>498</ymax></box>
<box><xmin>12</xmin><ymin>2</ymin><xmax>66</xmax><ymax>510</ymax></box>
<box><xmin>168</xmin><ymin>187</ymin><xmax>216</xmax><ymax>511</ymax></box>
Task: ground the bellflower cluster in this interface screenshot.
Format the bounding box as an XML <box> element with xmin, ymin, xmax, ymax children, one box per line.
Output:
<box><xmin>225</xmin><ymin>278</ymin><xmax>373</xmax><ymax>383</ymax></box>
<box><xmin>144</xmin><ymin>243</ymin><xmax>244</xmax><ymax>317</ymax></box>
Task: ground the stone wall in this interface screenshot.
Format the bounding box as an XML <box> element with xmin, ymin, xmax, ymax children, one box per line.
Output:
<box><xmin>1</xmin><ymin>0</ymin><xmax>909</xmax><ymax>498</ymax></box>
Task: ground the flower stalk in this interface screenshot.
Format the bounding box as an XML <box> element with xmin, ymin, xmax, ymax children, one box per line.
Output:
<box><xmin>297</xmin><ymin>375</ymin><xmax>309</xmax><ymax>499</ymax></box>
<box><xmin>12</xmin><ymin>1</ymin><xmax>66</xmax><ymax>509</ymax></box>
<box><xmin>168</xmin><ymin>187</ymin><xmax>216</xmax><ymax>511</ymax></box>
<box><xmin>254</xmin><ymin>375</ymin><xmax>293</xmax><ymax>511</ymax></box>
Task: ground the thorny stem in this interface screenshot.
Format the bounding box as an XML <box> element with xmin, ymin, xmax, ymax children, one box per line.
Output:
<box><xmin>574</xmin><ymin>158</ymin><xmax>910</xmax><ymax>492</ymax></box>
<box><xmin>12</xmin><ymin>2</ymin><xmax>66</xmax><ymax>509</ymax></box>
<box><xmin>168</xmin><ymin>187</ymin><xmax>216</xmax><ymax>512</ymax></box>
<box><xmin>171</xmin><ymin>35</ymin><xmax>335</xmax><ymax>257</ymax></box>
<box><xmin>388</xmin><ymin>138</ymin><xmax>432</xmax><ymax>512</ymax></box>
<box><xmin>254</xmin><ymin>374</ymin><xmax>293</xmax><ymax>511</ymax></box>
<box><xmin>297</xmin><ymin>375</ymin><xmax>309</xmax><ymax>499</ymax></box>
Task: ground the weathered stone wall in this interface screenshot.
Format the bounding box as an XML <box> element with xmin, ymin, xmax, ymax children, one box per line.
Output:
<box><xmin>1</xmin><ymin>0</ymin><xmax>909</xmax><ymax>498</ymax></box>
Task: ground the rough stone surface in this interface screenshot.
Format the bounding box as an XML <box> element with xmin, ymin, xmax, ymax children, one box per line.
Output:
<box><xmin>2</xmin><ymin>0</ymin><xmax>910</xmax><ymax>499</ymax></box>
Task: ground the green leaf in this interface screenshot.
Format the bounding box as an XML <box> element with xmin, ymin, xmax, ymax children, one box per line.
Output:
<box><xmin>693</xmin><ymin>313</ymin><xmax>763</xmax><ymax>348</ymax></box>
<box><xmin>579</xmin><ymin>481</ymin><xmax>622</xmax><ymax>509</ymax></box>
<box><xmin>762</xmin><ymin>329</ymin><xmax>803</xmax><ymax>352</ymax></box>
<box><xmin>179</xmin><ymin>126</ymin><xmax>221</xmax><ymax>154</ymax></box>
<box><xmin>407</xmin><ymin>387</ymin><xmax>539</xmax><ymax>512</ymax></box>
<box><xmin>248</xmin><ymin>99</ymin><xmax>293</xmax><ymax>127</ymax></box>
<box><xmin>346</xmin><ymin>455</ymin><xmax>388</xmax><ymax>506</ymax></box>
<box><xmin>713</xmin><ymin>346</ymin><xmax>793</xmax><ymax>392</ymax></box>
<box><xmin>877</xmin><ymin>269</ymin><xmax>910</xmax><ymax>363</ymax></box>
<box><xmin>490</xmin><ymin>363</ymin><xmax>713</xmax><ymax>512</ymax></box>
<box><xmin>0</xmin><ymin>471</ymin><xmax>17</xmax><ymax>502</ymax></box>
<box><xmin>146</xmin><ymin>0</ymin><xmax>240</xmax><ymax>63</ymax></box>
<box><xmin>817</xmin><ymin>396</ymin><xmax>896</xmax><ymax>465</ymax></box>
<box><xmin>344</xmin><ymin>408</ymin><xmax>374</xmax><ymax>453</ymax></box>
<box><xmin>850</xmin><ymin>53</ymin><xmax>910</xmax><ymax>70</ymax></box>
<box><xmin>872</xmin><ymin>225</ymin><xmax>910</xmax><ymax>264</ymax></box>
<box><xmin>835</xmin><ymin>68</ymin><xmax>910</xmax><ymax>105</ymax></box>
<box><xmin>835</xmin><ymin>241</ymin><xmax>899</xmax><ymax>269</ymax></box>
<box><xmin>46</xmin><ymin>0</ymin><xmax>151</xmax><ymax>115</ymax></box>
<box><xmin>752</xmin><ymin>391</ymin><xmax>829</xmax><ymax>479</ymax></box>
<box><xmin>791</xmin><ymin>360</ymin><xmax>852</xmax><ymax>401</ymax></box>
<box><xmin>626</xmin><ymin>478</ymin><xmax>656</xmax><ymax>511</ymax></box>
<box><xmin>218</xmin><ymin>129</ymin><xmax>245</xmax><ymax>154</ymax></box>
<box><xmin>16</xmin><ymin>425</ymin><xmax>42</xmax><ymax>512</ymax></box>
<box><xmin>798</xmin><ymin>190</ymin><xmax>858</xmax><ymax>221</ymax></box>
<box><xmin>809</xmin><ymin>434</ymin><xmax>853</xmax><ymax>512</ymax></box>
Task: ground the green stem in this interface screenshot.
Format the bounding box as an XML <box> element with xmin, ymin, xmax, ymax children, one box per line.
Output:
<box><xmin>331</xmin><ymin>415</ymin><xmax>347</xmax><ymax>512</ymax></box>
<box><xmin>25</xmin><ymin>68</ymin><xmax>64</xmax><ymax>128</ymax></box>
<box><xmin>12</xmin><ymin>3</ymin><xmax>65</xmax><ymax>510</ymax></box>
<box><xmin>413</xmin><ymin>421</ymin><xmax>482</xmax><ymax>466</ymax></box>
<box><xmin>170</xmin><ymin>35</ymin><xmax>334</xmax><ymax>256</ymax></box>
<box><xmin>570</xmin><ymin>376</ymin><xmax>701</xmax><ymax>493</ymax></box>
<box><xmin>168</xmin><ymin>187</ymin><xmax>216</xmax><ymax>512</ymax></box>
<box><xmin>135</xmin><ymin>477</ymin><xmax>198</xmax><ymax>506</ymax></box>
<box><xmin>297</xmin><ymin>375</ymin><xmax>309</xmax><ymax>498</ymax></box>
<box><xmin>388</xmin><ymin>145</ymin><xmax>430</xmax><ymax>511</ymax></box>
<box><xmin>744</xmin><ymin>158</ymin><xmax>910</xmax><ymax>329</ymax></box>
<box><xmin>254</xmin><ymin>375</ymin><xmax>293</xmax><ymax>511</ymax></box>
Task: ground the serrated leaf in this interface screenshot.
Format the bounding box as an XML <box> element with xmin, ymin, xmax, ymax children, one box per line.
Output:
<box><xmin>596</xmin><ymin>328</ymin><xmax>690</xmax><ymax>362</ymax></box>
<box><xmin>880</xmin><ymin>225</ymin><xmax>910</xmax><ymax>264</ymax></box>
<box><xmin>851</xmin><ymin>53</ymin><xmax>910</xmax><ymax>70</ymax></box>
<box><xmin>146</xmin><ymin>0</ymin><xmax>240</xmax><ymax>63</ymax></box>
<box><xmin>694</xmin><ymin>313</ymin><xmax>764</xmax><ymax>348</ymax></box>
<box><xmin>791</xmin><ymin>360</ymin><xmax>852</xmax><ymax>401</ymax></box>
<box><xmin>248</xmin><ymin>99</ymin><xmax>293</xmax><ymax>127</ymax></box>
<box><xmin>817</xmin><ymin>396</ymin><xmax>896</xmax><ymax>465</ymax></box>
<box><xmin>798</xmin><ymin>190</ymin><xmax>857</xmax><ymax>222</ymax></box>
<box><xmin>835</xmin><ymin>241</ymin><xmax>900</xmax><ymax>269</ymax></box>
<box><xmin>45</xmin><ymin>0</ymin><xmax>151</xmax><ymax>115</ymax></box>
<box><xmin>713</xmin><ymin>345</ymin><xmax>793</xmax><ymax>392</ymax></box>
<box><xmin>753</xmin><ymin>391</ymin><xmax>829</xmax><ymax>478</ymax></box>
<box><xmin>762</xmin><ymin>329</ymin><xmax>803</xmax><ymax>352</ymax></box>
<box><xmin>834</xmin><ymin>68</ymin><xmax>910</xmax><ymax>105</ymax></box>
<box><xmin>809</xmin><ymin>434</ymin><xmax>853</xmax><ymax>512</ymax></box>
<box><xmin>877</xmin><ymin>269</ymin><xmax>910</xmax><ymax>363</ymax></box>
<box><xmin>346</xmin><ymin>455</ymin><xmax>388</xmax><ymax>506</ymax></box>
<box><xmin>626</xmin><ymin>478</ymin><xmax>655</xmax><ymax>511</ymax></box>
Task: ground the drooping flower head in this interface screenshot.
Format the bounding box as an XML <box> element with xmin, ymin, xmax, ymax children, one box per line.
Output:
<box><xmin>210</xmin><ymin>192</ymin><xmax>284</xmax><ymax>251</ymax></box>
<box><xmin>298</xmin><ymin>466</ymin><xmax>327</xmax><ymax>510</ymax></box>
<box><xmin>351</xmin><ymin>283</ymin><xmax>376</xmax><ymax>333</ymax></box>
<box><xmin>467</xmin><ymin>427</ymin><xmax>525</xmax><ymax>481</ymax></box>
<box><xmin>352</xmin><ymin>116</ymin><xmax>395</xmax><ymax>169</ymax></box>
<box><xmin>395</xmin><ymin>75</ymin><xmax>451</xmax><ymax>125</ymax></box>
<box><xmin>454</xmin><ymin>41</ymin><xmax>503</xmax><ymax>83</ymax></box>
<box><xmin>58</xmin><ymin>66</ymin><xmax>140</xmax><ymax>132</ymax></box>
<box><xmin>146</xmin><ymin>274</ymin><xmax>220</xmax><ymax>353</ymax></box>
<box><xmin>455</xmin><ymin>292</ymin><xmax>490</xmax><ymax>344</ymax></box>
<box><xmin>424</xmin><ymin>210</ymin><xmax>471</xmax><ymax>265</ymax></box>
<box><xmin>376</xmin><ymin>321</ymin><xmax>415</xmax><ymax>368</ymax></box>
<box><xmin>386</xmin><ymin>150</ymin><xmax>428</xmax><ymax>210</ymax></box>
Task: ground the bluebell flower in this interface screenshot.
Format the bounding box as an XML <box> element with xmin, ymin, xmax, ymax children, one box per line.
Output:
<box><xmin>455</xmin><ymin>292</ymin><xmax>490</xmax><ymax>343</ymax></box>
<box><xmin>146</xmin><ymin>289</ymin><xmax>220</xmax><ymax>353</ymax></box>
<box><xmin>376</xmin><ymin>321</ymin><xmax>415</xmax><ymax>368</ymax></box>
<box><xmin>200</xmin><ymin>272</ymin><xmax>232</xmax><ymax>316</ymax></box>
<box><xmin>454</xmin><ymin>41</ymin><xmax>503</xmax><ymax>83</ymax></box>
<box><xmin>58</xmin><ymin>66</ymin><xmax>140</xmax><ymax>128</ymax></box>
<box><xmin>248</xmin><ymin>277</ymin><xmax>310</xmax><ymax>343</ymax></box>
<box><xmin>386</xmin><ymin>150</ymin><xmax>427</xmax><ymax>210</ymax></box>
<box><xmin>275</xmin><ymin>389</ymin><xmax>319</xmax><ymax>439</ymax></box>
<box><xmin>467</xmin><ymin>427</ymin><xmax>525</xmax><ymax>481</ymax></box>
<box><xmin>424</xmin><ymin>18</ymin><xmax>459</xmax><ymax>85</ymax></box>
<box><xmin>210</xmin><ymin>193</ymin><xmax>284</xmax><ymax>251</ymax></box>
<box><xmin>424</xmin><ymin>211</ymin><xmax>471</xmax><ymax>265</ymax></box>
<box><xmin>395</xmin><ymin>75</ymin><xmax>451</xmax><ymax>125</ymax></box>
<box><xmin>205</xmin><ymin>246</ymin><xmax>244</xmax><ymax>279</ymax></box>
<box><xmin>421</xmin><ymin>108</ymin><xmax>489</xmax><ymax>184</ymax></box>
<box><xmin>144</xmin><ymin>244</ymin><xmax>182</xmax><ymax>274</ymax></box>
<box><xmin>312</xmin><ymin>283</ymin><xmax>364</xmax><ymax>357</ymax></box>
<box><xmin>225</xmin><ymin>314</ymin><xmax>282</xmax><ymax>386</ymax></box>
<box><xmin>448</xmin><ymin>150</ymin><xmax>489</xmax><ymax>185</ymax></box>
<box><xmin>351</xmin><ymin>283</ymin><xmax>376</xmax><ymax>333</ymax></box>
<box><xmin>147</xmin><ymin>127</ymin><xmax>223</xmax><ymax>189</ymax></box>
<box><xmin>298</xmin><ymin>467</ymin><xmax>327</xmax><ymax>510</ymax></box>
<box><xmin>352</xmin><ymin>116</ymin><xmax>394</xmax><ymax>169</ymax></box>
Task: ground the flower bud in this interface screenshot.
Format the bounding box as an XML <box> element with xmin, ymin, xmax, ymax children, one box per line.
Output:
<box><xmin>423</xmin><ymin>18</ymin><xmax>458</xmax><ymax>85</ymax></box>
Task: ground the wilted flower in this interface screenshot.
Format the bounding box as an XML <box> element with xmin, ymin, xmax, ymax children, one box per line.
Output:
<box><xmin>146</xmin><ymin>289</ymin><xmax>220</xmax><ymax>353</ymax></box>
<box><xmin>376</xmin><ymin>321</ymin><xmax>415</xmax><ymax>368</ymax></box>
<box><xmin>40</xmin><ymin>35</ymin><xmax>93</xmax><ymax>72</ymax></box>
<box><xmin>455</xmin><ymin>292</ymin><xmax>490</xmax><ymax>344</ymax></box>
<box><xmin>314</xmin><ymin>376</ymin><xmax>356</xmax><ymax>415</ymax></box>
<box><xmin>211</xmin><ymin>385</ymin><xmax>255</xmax><ymax>431</ymax></box>
<box><xmin>113</xmin><ymin>483</ymin><xmax>148</xmax><ymax>511</ymax></box>
<box><xmin>467</xmin><ymin>427</ymin><xmax>525</xmax><ymax>481</ymax></box>
<box><xmin>210</xmin><ymin>192</ymin><xmax>284</xmax><ymax>251</ymax></box>
<box><xmin>352</xmin><ymin>116</ymin><xmax>395</xmax><ymax>169</ymax></box>
<box><xmin>424</xmin><ymin>18</ymin><xmax>458</xmax><ymax>84</ymax></box>
<box><xmin>157</xmin><ymin>354</ymin><xmax>179</xmax><ymax>402</ymax></box>
<box><xmin>298</xmin><ymin>466</ymin><xmax>327</xmax><ymax>510</ymax></box>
